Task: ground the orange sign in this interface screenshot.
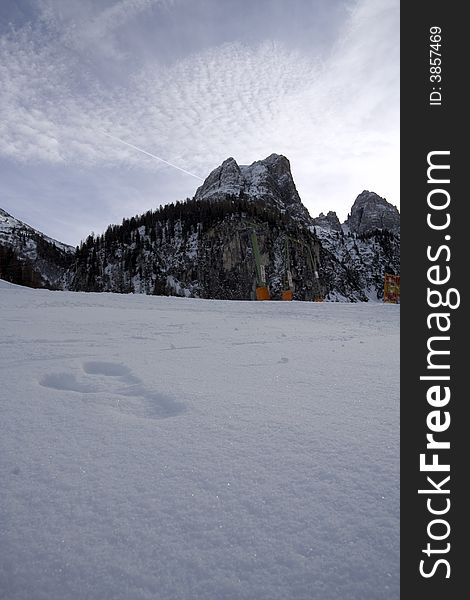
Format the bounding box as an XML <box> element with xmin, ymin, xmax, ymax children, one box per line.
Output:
<box><xmin>384</xmin><ymin>273</ymin><xmax>400</xmax><ymax>303</ymax></box>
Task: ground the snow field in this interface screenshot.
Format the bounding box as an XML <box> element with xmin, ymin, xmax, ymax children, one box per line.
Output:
<box><xmin>0</xmin><ymin>283</ymin><xmax>399</xmax><ymax>599</ymax></box>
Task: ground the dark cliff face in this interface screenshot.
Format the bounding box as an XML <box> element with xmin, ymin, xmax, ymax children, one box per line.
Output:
<box><xmin>70</xmin><ymin>198</ymin><xmax>324</xmax><ymax>301</ymax></box>
<box><xmin>344</xmin><ymin>191</ymin><xmax>400</xmax><ymax>235</ymax></box>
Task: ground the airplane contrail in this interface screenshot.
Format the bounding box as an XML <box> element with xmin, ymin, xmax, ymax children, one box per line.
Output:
<box><xmin>100</xmin><ymin>130</ymin><xmax>204</xmax><ymax>180</ymax></box>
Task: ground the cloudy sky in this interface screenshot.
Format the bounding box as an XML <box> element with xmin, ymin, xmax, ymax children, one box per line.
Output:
<box><xmin>0</xmin><ymin>0</ymin><xmax>399</xmax><ymax>246</ymax></box>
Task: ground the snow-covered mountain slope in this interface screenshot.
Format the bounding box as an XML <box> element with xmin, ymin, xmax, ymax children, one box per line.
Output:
<box><xmin>0</xmin><ymin>286</ymin><xmax>399</xmax><ymax>600</ymax></box>
<box><xmin>1</xmin><ymin>156</ymin><xmax>400</xmax><ymax>300</ymax></box>
<box><xmin>0</xmin><ymin>208</ymin><xmax>74</xmax><ymax>289</ymax></box>
<box><xmin>0</xmin><ymin>208</ymin><xmax>73</xmax><ymax>253</ymax></box>
<box><xmin>313</xmin><ymin>225</ymin><xmax>400</xmax><ymax>301</ymax></box>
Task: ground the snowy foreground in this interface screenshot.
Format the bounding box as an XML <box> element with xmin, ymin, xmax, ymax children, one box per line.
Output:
<box><xmin>0</xmin><ymin>280</ymin><xmax>399</xmax><ymax>600</ymax></box>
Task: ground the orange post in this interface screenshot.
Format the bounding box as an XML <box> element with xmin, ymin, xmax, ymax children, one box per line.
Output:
<box><xmin>256</xmin><ymin>286</ymin><xmax>270</xmax><ymax>300</ymax></box>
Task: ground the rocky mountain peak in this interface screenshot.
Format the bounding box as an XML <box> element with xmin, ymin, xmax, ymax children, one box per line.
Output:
<box><xmin>194</xmin><ymin>154</ymin><xmax>310</xmax><ymax>225</ymax></box>
<box><xmin>312</xmin><ymin>210</ymin><xmax>342</xmax><ymax>232</ymax></box>
<box><xmin>194</xmin><ymin>157</ymin><xmax>243</xmax><ymax>201</ymax></box>
<box><xmin>344</xmin><ymin>191</ymin><xmax>400</xmax><ymax>235</ymax></box>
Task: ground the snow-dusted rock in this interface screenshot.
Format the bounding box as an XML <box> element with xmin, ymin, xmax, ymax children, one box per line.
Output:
<box><xmin>344</xmin><ymin>191</ymin><xmax>400</xmax><ymax>235</ymax></box>
<box><xmin>195</xmin><ymin>154</ymin><xmax>311</xmax><ymax>226</ymax></box>
<box><xmin>312</xmin><ymin>210</ymin><xmax>342</xmax><ymax>232</ymax></box>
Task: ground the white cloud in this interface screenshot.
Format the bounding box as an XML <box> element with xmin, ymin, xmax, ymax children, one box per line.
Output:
<box><xmin>0</xmin><ymin>0</ymin><xmax>399</xmax><ymax>224</ymax></box>
<box><xmin>37</xmin><ymin>0</ymin><xmax>176</xmax><ymax>56</ymax></box>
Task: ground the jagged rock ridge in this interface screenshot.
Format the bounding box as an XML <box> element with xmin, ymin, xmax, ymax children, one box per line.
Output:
<box><xmin>312</xmin><ymin>211</ymin><xmax>342</xmax><ymax>232</ymax></box>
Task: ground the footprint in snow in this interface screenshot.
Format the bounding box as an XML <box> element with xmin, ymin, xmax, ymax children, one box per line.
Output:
<box><xmin>40</xmin><ymin>361</ymin><xmax>185</xmax><ymax>419</ymax></box>
<box><xmin>82</xmin><ymin>361</ymin><xmax>132</xmax><ymax>377</ymax></box>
